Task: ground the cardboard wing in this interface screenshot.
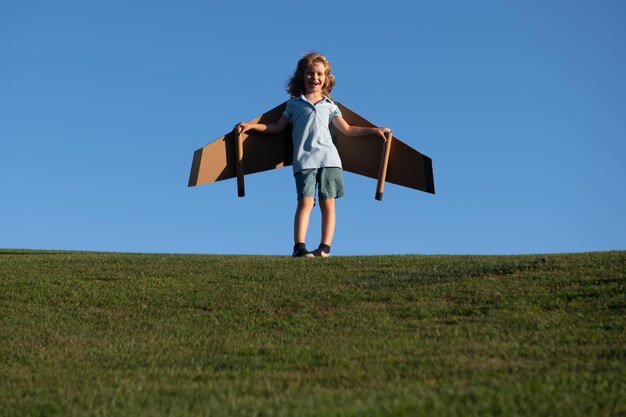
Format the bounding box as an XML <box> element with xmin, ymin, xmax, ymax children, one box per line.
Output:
<box><xmin>188</xmin><ymin>101</ymin><xmax>435</xmax><ymax>199</ymax></box>
<box><xmin>333</xmin><ymin>103</ymin><xmax>435</xmax><ymax>197</ymax></box>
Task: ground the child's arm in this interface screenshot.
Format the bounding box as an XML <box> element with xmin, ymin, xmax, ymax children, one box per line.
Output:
<box><xmin>236</xmin><ymin>116</ymin><xmax>289</xmax><ymax>134</ymax></box>
<box><xmin>332</xmin><ymin>116</ymin><xmax>391</xmax><ymax>141</ymax></box>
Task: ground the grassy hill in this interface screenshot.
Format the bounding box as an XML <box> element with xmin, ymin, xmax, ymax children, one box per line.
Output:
<box><xmin>1</xmin><ymin>250</ymin><xmax>624</xmax><ymax>416</ymax></box>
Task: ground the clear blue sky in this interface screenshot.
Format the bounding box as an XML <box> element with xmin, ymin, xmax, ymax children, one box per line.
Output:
<box><xmin>2</xmin><ymin>0</ymin><xmax>625</xmax><ymax>255</ymax></box>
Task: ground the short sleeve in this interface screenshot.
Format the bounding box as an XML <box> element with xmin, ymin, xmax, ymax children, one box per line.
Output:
<box><xmin>282</xmin><ymin>102</ymin><xmax>292</xmax><ymax>122</ymax></box>
<box><xmin>330</xmin><ymin>102</ymin><xmax>342</xmax><ymax>120</ymax></box>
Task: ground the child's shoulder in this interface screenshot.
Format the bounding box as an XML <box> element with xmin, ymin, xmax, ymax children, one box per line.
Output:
<box><xmin>285</xmin><ymin>96</ymin><xmax>299</xmax><ymax>107</ymax></box>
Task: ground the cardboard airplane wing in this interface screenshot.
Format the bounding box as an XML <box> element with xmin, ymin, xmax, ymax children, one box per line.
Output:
<box><xmin>333</xmin><ymin>103</ymin><xmax>435</xmax><ymax>198</ymax></box>
<box><xmin>188</xmin><ymin>101</ymin><xmax>435</xmax><ymax>199</ymax></box>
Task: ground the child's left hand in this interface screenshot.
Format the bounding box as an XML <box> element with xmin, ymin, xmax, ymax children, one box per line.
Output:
<box><xmin>375</xmin><ymin>127</ymin><xmax>392</xmax><ymax>141</ymax></box>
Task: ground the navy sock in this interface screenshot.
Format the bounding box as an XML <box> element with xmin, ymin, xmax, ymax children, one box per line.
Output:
<box><xmin>294</xmin><ymin>242</ymin><xmax>307</xmax><ymax>251</ymax></box>
<box><xmin>318</xmin><ymin>244</ymin><xmax>331</xmax><ymax>253</ymax></box>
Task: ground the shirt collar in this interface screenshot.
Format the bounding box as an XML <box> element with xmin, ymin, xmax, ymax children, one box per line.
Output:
<box><xmin>299</xmin><ymin>94</ymin><xmax>333</xmax><ymax>105</ymax></box>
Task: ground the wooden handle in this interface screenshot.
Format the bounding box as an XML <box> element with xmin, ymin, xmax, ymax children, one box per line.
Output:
<box><xmin>235</xmin><ymin>126</ymin><xmax>245</xmax><ymax>197</ymax></box>
<box><xmin>375</xmin><ymin>131</ymin><xmax>393</xmax><ymax>201</ymax></box>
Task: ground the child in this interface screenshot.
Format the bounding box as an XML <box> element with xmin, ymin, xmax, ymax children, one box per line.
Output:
<box><xmin>237</xmin><ymin>52</ymin><xmax>390</xmax><ymax>257</ymax></box>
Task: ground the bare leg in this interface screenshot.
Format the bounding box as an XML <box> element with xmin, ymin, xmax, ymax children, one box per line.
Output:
<box><xmin>319</xmin><ymin>198</ymin><xmax>336</xmax><ymax>246</ymax></box>
<box><xmin>294</xmin><ymin>197</ymin><xmax>315</xmax><ymax>244</ymax></box>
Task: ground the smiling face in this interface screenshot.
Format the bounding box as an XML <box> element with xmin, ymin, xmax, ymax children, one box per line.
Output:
<box><xmin>304</xmin><ymin>62</ymin><xmax>327</xmax><ymax>96</ymax></box>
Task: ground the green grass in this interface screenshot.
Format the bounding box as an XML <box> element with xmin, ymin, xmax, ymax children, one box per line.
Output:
<box><xmin>1</xmin><ymin>250</ymin><xmax>624</xmax><ymax>417</ymax></box>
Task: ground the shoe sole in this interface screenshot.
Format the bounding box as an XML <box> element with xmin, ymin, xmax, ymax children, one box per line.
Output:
<box><xmin>292</xmin><ymin>252</ymin><xmax>314</xmax><ymax>258</ymax></box>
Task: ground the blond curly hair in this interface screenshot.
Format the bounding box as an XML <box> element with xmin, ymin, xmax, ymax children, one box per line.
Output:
<box><xmin>286</xmin><ymin>52</ymin><xmax>336</xmax><ymax>98</ymax></box>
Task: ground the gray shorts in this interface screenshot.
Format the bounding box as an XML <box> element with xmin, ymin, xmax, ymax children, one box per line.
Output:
<box><xmin>294</xmin><ymin>167</ymin><xmax>345</xmax><ymax>200</ymax></box>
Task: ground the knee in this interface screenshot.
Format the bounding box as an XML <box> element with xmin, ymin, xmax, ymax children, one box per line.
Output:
<box><xmin>319</xmin><ymin>198</ymin><xmax>335</xmax><ymax>213</ymax></box>
<box><xmin>297</xmin><ymin>197</ymin><xmax>315</xmax><ymax>212</ymax></box>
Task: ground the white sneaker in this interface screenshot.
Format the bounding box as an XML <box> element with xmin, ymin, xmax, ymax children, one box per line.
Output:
<box><xmin>311</xmin><ymin>247</ymin><xmax>330</xmax><ymax>258</ymax></box>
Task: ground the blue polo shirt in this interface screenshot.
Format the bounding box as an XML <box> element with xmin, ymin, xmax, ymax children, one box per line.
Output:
<box><xmin>283</xmin><ymin>95</ymin><xmax>343</xmax><ymax>173</ymax></box>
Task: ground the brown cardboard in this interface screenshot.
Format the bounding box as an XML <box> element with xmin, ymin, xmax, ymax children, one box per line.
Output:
<box><xmin>375</xmin><ymin>131</ymin><xmax>394</xmax><ymax>201</ymax></box>
<box><xmin>234</xmin><ymin>126</ymin><xmax>245</xmax><ymax>197</ymax></box>
<box><xmin>188</xmin><ymin>101</ymin><xmax>435</xmax><ymax>198</ymax></box>
<box><xmin>333</xmin><ymin>103</ymin><xmax>435</xmax><ymax>195</ymax></box>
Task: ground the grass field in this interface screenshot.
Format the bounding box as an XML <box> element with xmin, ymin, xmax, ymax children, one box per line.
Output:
<box><xmin>0</xmin><ymin>250</ymin><xmax>624</xmax><ymax>417</ymax></box>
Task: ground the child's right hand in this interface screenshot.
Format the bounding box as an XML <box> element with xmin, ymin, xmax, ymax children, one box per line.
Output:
<box><xmin>235</xmin><ymin>122</ymin><xmax>253</xmax><ymax>133</ymax></box>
